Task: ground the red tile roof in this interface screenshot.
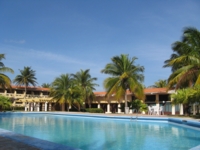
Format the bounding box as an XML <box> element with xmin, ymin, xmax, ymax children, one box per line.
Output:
<box><xmin>11</xmin><ymin>85</ymin><xmax>49</xmax><ymax>91</ymax></box>
<box><xmin>94</xmin><ymin>88</ymin><xmax>168</xmax><ymax>96</ymax></box>
<box><xmin>144</xmin><ymin>88</ymin><xmax>167</xmax><ymax>94</ymax></box>
<box><xmin>7</xmin><ymin>85</ymin><xmax>168</xmax><ymax>95</ymax></box>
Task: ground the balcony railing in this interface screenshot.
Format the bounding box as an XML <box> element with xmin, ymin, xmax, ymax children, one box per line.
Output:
<box><xmin>0</xmin><ymin>92</ymin><xmax>49</xmax><ymax>99</ymax></box>
<box><xmin>25</xmin><ymin>95</ymin><xmax>49</xmax><ymax>98</ymax></box>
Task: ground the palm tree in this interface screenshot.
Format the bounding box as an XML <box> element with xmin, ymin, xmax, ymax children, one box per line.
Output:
<box><xmin>164</xmin><ymin>27</ymin><xmax>200</xmax><ymax>89</ymax></box>
<box><xmin>70</xmin><ymin>85</ymin><xmax>84</xmax><ymax>111</ymax></box>
<box><xmin>101</xmin><ymin>54</ymin><xmax>144</xmax><ymax>113</ymax></box>
<box><xmin>71</xmin><ymin>69</ymin><xmax>98</xmax><ymax>108</ymax></box>
<box><xmin>13</xmin><ymin>66</ymin><xmax>37</xmax><ymax>96</ymax></box>
<box><xmin>41</xmin><ymin>83</ymin><xmax>51</xmax><ymax>88</ymax></box>
<box><xmin>171</xmin><ymin>85</ymin><xmax>200</xmax><ymax>114</ymax></box>
<box><xmin>50</xmin><ymin>74</ymin><xmax>79</xmax><ymax>111</ymax></box>
<box><xmin>0</xmin><ymin>54</ymin><xmax>14</xmax><ymax>88</ymax></box>
<box><xmin>0</xmin><ymin>95</ymin><xmax>12</xmax><ymax>111</ymax></box>
<box><xmin>148</xmin><ymin>79</ymin><xmax>167</xmax><ymax>88</ymax></box>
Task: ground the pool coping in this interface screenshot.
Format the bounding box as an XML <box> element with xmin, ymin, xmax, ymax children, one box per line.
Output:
<box><xmin>1</xmin><ymin>112</ymin><xmax>200</xmax><ymax>150</ymax></box>
<box><xmin>0</xmin><ymin>128</ymin><xmax>80</xmax><ymax>150</ymax></box>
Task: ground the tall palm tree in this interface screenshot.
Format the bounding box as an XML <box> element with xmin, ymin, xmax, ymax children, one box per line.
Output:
<box><xmin>71</xmin><ymin>69</ymin><xmax>98</xmax><ymax>108</ymax></box>
<box><xmin>101</xmin><ymin>54</ymin><xmax>144</xmax><ymax>113</ymax></box>
<box><xmin>164</xmin><ymin>27</ymin><xmax>200</xmax><ymax>89</ymax></box>
<box><xmin>148</xmin><ymin>79</ymin><xmax>167</xmax><ymax>88</ymax></box>
<box><xmin>0</xmin><ymin>54</ymin><xmax>14</xmax><ymax>88</ymax></box>
<box><xmin>50</xmin><ymin>74</ymin><xmax>81</xmax><ymax>111</ymax></box>
<box><xmin>13</xmin><ymin>66</ymin><xmax>37</xmax><ymax>96</ymax></box>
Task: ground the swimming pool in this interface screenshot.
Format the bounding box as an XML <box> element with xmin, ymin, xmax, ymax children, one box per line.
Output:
<box><xmin>0</xmin><ymin>113</ymin><xmax>200</xmax><ymax>150</ymax></box>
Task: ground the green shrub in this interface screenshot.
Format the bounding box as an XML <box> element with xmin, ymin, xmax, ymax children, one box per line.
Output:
<box><xmin>69</xmin><ymin>108</ymin><xmax>86</xmax><ymax>112</ymax></box>
<box><xmin>86</xmin><ymin>108</ymin><xmax>104</xmax><ymax>113</ymax></box>
<box><xmin>192</xmin><ymin>113</ymin><xmax>200</xmax><ymax>119</ymax></box>
<box><xmin>14</xmin><ymin>107</ymin><xmax>25</xmax><ymax>111</ymax></box>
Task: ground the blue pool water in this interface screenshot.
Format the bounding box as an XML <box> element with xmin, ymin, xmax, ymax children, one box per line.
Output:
<box><xmin>0</xmin><ymin>113</ymin><xmax>200</xmax><ymax>150</ymax></box>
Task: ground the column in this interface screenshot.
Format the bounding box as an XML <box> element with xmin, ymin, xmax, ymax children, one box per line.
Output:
<box><xmin>172</xmin><ymin>105</ymin><xmax>175</xmax><ymax>115</ymax></box>
<box><xmin>28</xmin><ymin>102</ymin><xmax>30</xmax><ymax>111</ymax></box>
<box><xmin>24</xmin><ymin>103</ymin><xmax>27</xmax><ymax>111</ymax></box>
<box><xmin>193</xmin><ymin>104</ymin><xmax>196</xmax><ymax>115</ymax></box>
<box><xmin>155</xmin><ymin>94</ymin><xmax>160</xmax><ymax>115</ymax></box>
<box><xmin>179</xmin><ymin>104</ymin><xmax>184</xmax><ymax>115</ymax></box>
<box><xmin>48</xmin><ymin>103</ymin><xmax>51</xmax><ymax>111</ymax></box>
<box><xmin>155</xmin><ymin>94</ymin><xmax>160</xmax><ymax>107</ymax></box>
<box><xmin>14</xmin><ymin>90</ymin><xmax>17</xmax><ymax>97</ymax></box>
<box><xmin>45</xmin><ymin>102</ymin><xmax>48</xmax><ymax>111</ymax></box>
<box><xmin>34</xmin><ymin>102</ymin><xmax>36</xmax><ymax>111</ymax></box>
<box><xmin>97</xmin><ymin>103</ymin><xmax>100</xmax><ymax>109</ymax></box>
<box><xmin>106</xmin><ymin>103</ymin><xmax>111</xmax><ymax>113</ymax></box>
<box><xmin>37</xmin><ymin>103</ymin><xmax>40</xmax><ymax>112</ymax></box>
<box><xmin>118</xmin><ymin>103</ymin><xmax>121</xmax><ymax>113</ymax></box>
<box><xmin>30</xmin><ymin>103</ymin><xmax>33</xmax><ymax>111</ymax></box>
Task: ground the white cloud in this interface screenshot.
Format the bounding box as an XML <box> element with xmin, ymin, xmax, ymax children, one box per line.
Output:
<box><xmin>4</xmin><ymin>39</ymin><xmax>26</xmax><ymax>44</ymax></box>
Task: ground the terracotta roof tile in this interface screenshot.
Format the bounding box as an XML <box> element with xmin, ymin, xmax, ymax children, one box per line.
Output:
<box><xmin>7</xmin><ymin>86</ymin><xmax>168</xmax><ymax>95</ymax></box>
<box><xmin>11</xmin><ymin>85</ymin><xmax>49</xmax><ymax>91</ymax></box>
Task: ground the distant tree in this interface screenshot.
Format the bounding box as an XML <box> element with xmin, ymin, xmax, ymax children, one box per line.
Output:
<box><xmin>148</xmin><ymin>79</ymin><xmax>167</xmax><ymax>88</ymax></box>
<box><xmin>101</xmin><ymin>54</ymin><xmax>144</xmax><ymax>114</ymax></box>
<box><xmin>71</xmin><ymin>69</ymin><xmax>98</xmax><ymax>108</ymax></box>
<box><xmin>0</xmin><ymin>95</ymin><xmax>12</xmax><ymax>111</ymax></box>
<box><xmin>142</xmin><ymin>84</ymin><xmax>146</xmax><ymax>89</ymax></box>
<box><xmin>13</xmin><ymin>67</ymin><xmax>37</xmax><ymax>96</ymax></box>
<box><xmin>50</xmin><ymin>74</ymin><xmax>83</xmax><ymax>111</ymax></box>
<box><xmin>0</xmin><ymin>54</ymin><xmax>14</xmax><ymax>88</ymax></box>
<box><xmin>41</xmin><ymin>83</ymin><xmax>51</xmax><ymax>88</ymax></box>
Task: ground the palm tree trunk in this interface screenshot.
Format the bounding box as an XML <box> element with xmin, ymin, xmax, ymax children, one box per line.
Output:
<box><xmin>125</xmin><ymin>93</ymin><xmax>129</xmax><ymax>114</ymax></box>
<box><xmin>125</xmin><ymin>94</ymin><xmax>127</xmax><ymax>107</ymax></box>
<box><xmin>89</xmin><ymin>100</ymin><xmax>91</xmax><ymax>108</ymax></box>
<box><xmin>24</xmin><ymin>85</ymin><xmax>27</xmax><ymax>98</ymax></box>
<box><xmin>62</xmin><ymin>103</ymin><xmax>65</xmax><ymax>111</ymax></box>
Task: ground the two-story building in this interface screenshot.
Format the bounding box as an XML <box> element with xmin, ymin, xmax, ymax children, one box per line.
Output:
<box><xmin>0</xmin><ymin>85</ymin><xmax>195</xmax><ymax>115</ymax></box>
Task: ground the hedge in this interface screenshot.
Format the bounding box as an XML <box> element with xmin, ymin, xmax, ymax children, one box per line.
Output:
<box><xmin>85</xmin><ymin>108</ymin><xmax>104</xmax><ymax>113</ymax></box>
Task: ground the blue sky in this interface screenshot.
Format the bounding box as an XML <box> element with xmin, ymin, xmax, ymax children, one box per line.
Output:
<box><xmin>1</xmin><ymin>0</ymin><xmax>200</xmax><ymax>91</ymax></box>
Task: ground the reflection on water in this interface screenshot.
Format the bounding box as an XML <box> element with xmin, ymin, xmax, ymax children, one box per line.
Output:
<box><xmin>0</xmin><ymin>114</ymin><xmax>200</xmax><ymax>150</ymax></box>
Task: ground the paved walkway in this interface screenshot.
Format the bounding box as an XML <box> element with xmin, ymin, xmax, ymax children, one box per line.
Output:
<box><xmin>0</xmin><ymin>136</ymin><xmax>40</xmax><ymax>150</ymax></box>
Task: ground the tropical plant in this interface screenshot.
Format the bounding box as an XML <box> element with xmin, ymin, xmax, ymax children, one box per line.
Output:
<box><xmin>0</xmin><ymin>95</ymin><xmax>12</xmax><ymax>111</ymax></box>
<box><xmin>131</xmin><ymin>99</ymin><xmax>142</xmax><ymax>113</ymax></box>
<box><xmin>170</xmin><ymin>87</ymin><xmax>196</xmax><ymax>115</ymax></box>
<box><xmin>0</xmin><ymin>54</ymin><xmax>14</xmax><ymax>88</ymax></box>
<box><xmin>50</xmin><ymin>74</ymin><xmax>83</xmax><ymax>111</ymax></box>
<box><xmin>41</xmin><ymin>83</ymin><xmax>51</xmax><ymax>88</ymax></box>
<box><xmin>71</xmin><ymin>69</ymin><xmax>98</xmax><ymax>108</ymax></box>
<box><xmin>101</xmin><ymin>54</ymin><xmax>144</xmax><ymax>113</ymax></box>
<box><xmin>139</xmin><ymin>103</ymin><xmax>148</xmax><ymax>113</ymax></box>
<box><xmin>13</xmin><ymin>67</ymin><xmax>37</xmax><ymax>96</ymax></box>
<box><xmin>164</xmin><ymin>27</ymin><xmax>200</xmax><ymax>89</ymax></box>
<box><xmin>70</xmin><ymin>85</ymin><xmax>84</xmax><ymax>111</ymax></box>
<box><xmin>85</xmin><ymin>108</ymin><xmax>104</xmax><ymax>113</ymax></box>
<box><xmin>149</xmin><ymin>79</ymin><xmax>167</xmax><ymax>88</ymax></box>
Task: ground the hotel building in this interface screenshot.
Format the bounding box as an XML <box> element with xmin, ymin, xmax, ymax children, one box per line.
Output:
<box><xmin>0</xmin><ymin>85</ymin><xmax>196</xmax><ymax>115</ymax></box>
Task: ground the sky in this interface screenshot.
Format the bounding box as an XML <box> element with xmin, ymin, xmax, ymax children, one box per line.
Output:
<box><xmin>1</xmin><ymin>0</ymin><xmax>200</xmax><ymax>91</ymax></box>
